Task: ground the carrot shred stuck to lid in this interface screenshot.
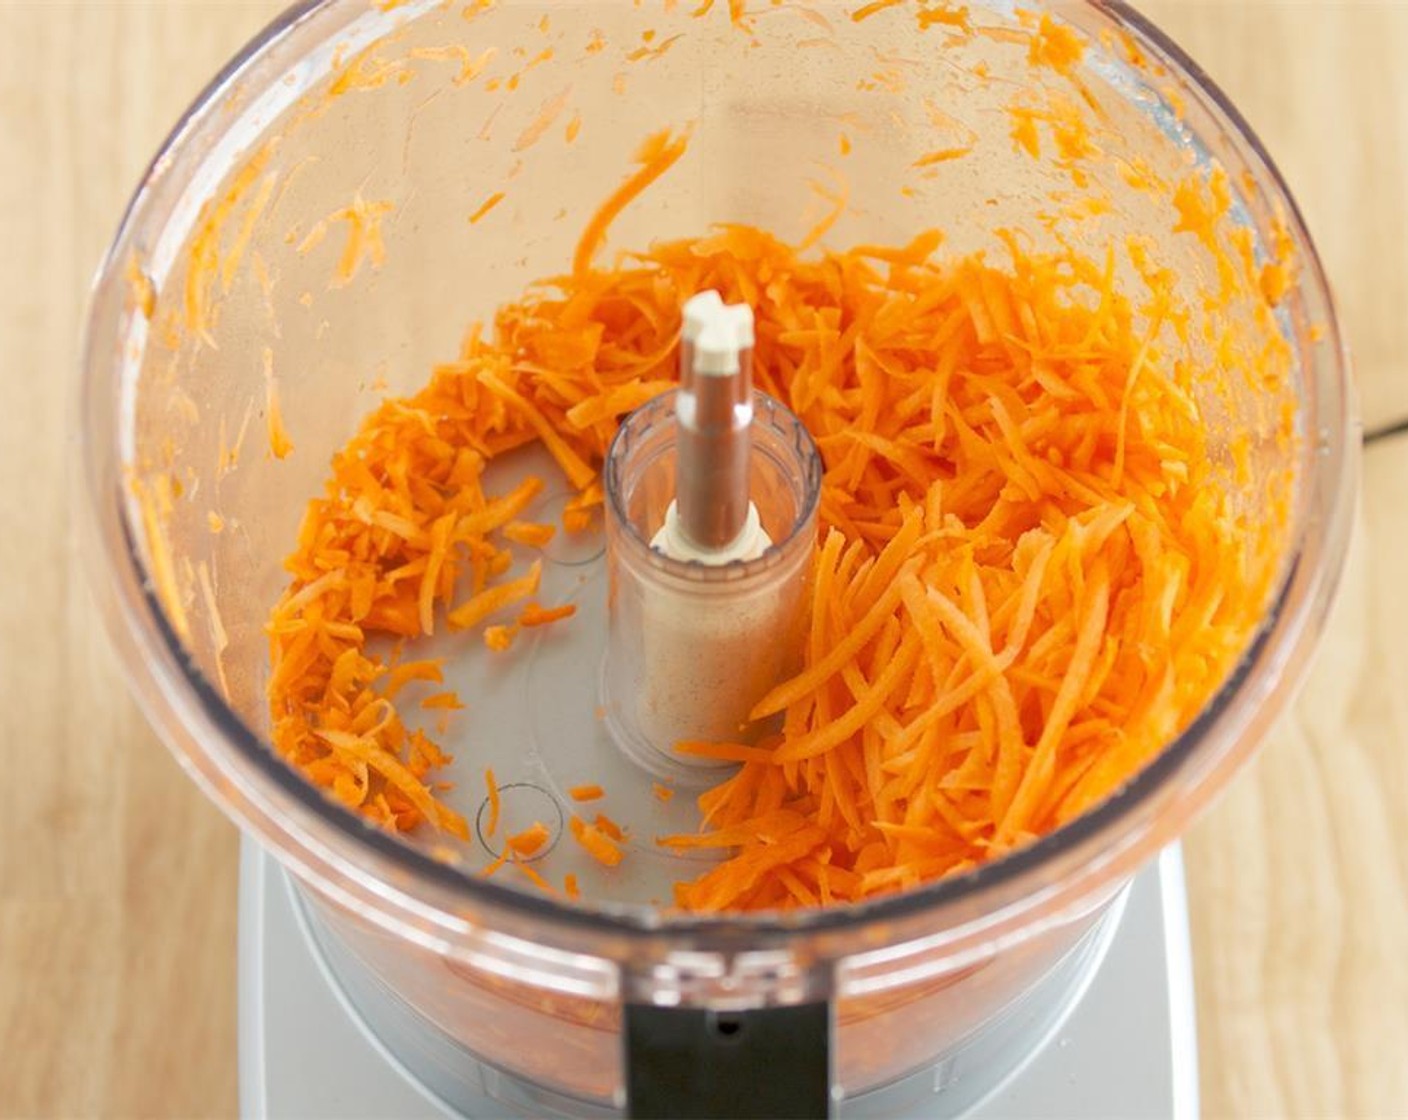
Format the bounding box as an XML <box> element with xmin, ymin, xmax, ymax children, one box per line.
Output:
<box><xmin>568</xmin><ymin>784</ymin><xmax>604</xmax><ymax>802</ymax></box>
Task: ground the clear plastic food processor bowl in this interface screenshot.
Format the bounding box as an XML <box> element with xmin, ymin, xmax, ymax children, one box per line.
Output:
<box><xmin>81</xmin><ymin>1</ymin><xmax>1356</xmax><ymax>1115</ymax></box>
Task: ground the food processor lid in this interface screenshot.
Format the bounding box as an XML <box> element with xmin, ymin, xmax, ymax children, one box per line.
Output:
<box><xmin>80</xmin><ymin>0</ymin><xmax>1357</xmax><ymax>972</ymax></box>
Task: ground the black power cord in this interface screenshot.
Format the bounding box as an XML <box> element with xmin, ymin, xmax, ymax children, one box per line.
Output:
<box><xmin>1364</xmin><ymin>416</ymin><xmax>1408</xmax><ymax>446</ymax></box>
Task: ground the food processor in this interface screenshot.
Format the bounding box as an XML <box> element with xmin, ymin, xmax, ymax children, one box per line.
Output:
<box><xmin>80</xmin><ymin>1</ymin><xmax>1356</xmax><ymax>1116</ymax></box>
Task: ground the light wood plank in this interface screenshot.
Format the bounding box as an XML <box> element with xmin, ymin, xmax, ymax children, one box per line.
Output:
<box><xmin>1185</xmin><ymin>440</ymin><xmax>1408</xmax><ymax>1119</ymax></box>
<box><xmin>0</xmin><ymin>4</ymin><xmax>282</xmax><ymax>1117</ymax></box>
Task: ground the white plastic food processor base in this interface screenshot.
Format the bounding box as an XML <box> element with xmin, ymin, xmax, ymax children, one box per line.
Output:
<box><xmin>237</xmin><ymin>839</ymin><xmax>1197</xmax><ymax>1119</ymax></box>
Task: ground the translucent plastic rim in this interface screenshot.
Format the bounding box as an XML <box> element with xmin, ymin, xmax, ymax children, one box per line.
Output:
<box><xmin>82</xmin><ymin>0</ymin><xmax>1357</xmax><ymax>955</ymax></box>
<box><xmin>604</xmin><ymin>389</ymin><xmax>824</xmax><ymax>586</ymax></box>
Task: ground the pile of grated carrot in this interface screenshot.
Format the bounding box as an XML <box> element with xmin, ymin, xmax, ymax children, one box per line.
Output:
<box><xmin>267</xmin><ymin>134</ymin><xmax>1276</xmax><ymax>911</ymax></box>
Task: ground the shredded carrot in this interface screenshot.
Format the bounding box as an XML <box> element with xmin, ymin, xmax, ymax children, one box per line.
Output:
<box><xmin>676</xmin><ymin>739</ymin><xmax>777</xmax><ymax>764</ymax></box>
<box><xmin>381</xmin><ymin>660</ymin><xmax>443</xmax><ymax>700</ymax></box>
<box><xmin>422</xmin><ymin>691</ymin><xmax>465</xmax><ymax>710</ymax></box>
<box><xmin>564</xmin><ymin>873</ymin><xmax>581</xmax><ymax>900</ymax></box>
<box><xmin>916</xmin><ymin>4</ymin><xmax>971</xmax><ymax>33</ymax></box>
<box><xmin>125</xmin><ymin>253</ymin><xmax>156</xmax><ymax>320</ymax></box>
<box><xmin>850</xmin><ymin>0</ymin><xmax>902</xmax><ymax>22</ymax></box>
<box><xmin>652</xmin><ymin>782</ymin><xmax>675</xmax><ymax>802</ymax></box>
<box><xmin>408</xmin><ymin>44</ymin><xmax>495</xmax><ymax>86</ymax></box>
<box><xmin>562</xmin><ymin>509</ymin><xmax>593</xmax><ymax>533</ymax></box>
<box><xmin>570</xmin><ymin>815</ymin><xmax>624</xmax><ymax>867</ymax></box>
<box><xmin>484</xmin><ymin>768</ymin><xmax>501</xmax><ymax>837</ymax></box>
<box><xmin>1260</xmin><ymin>262</ymin><xmax>1292</xmax><ymax>306</ymax></box>
<box><xmin>507</xmin><ymin>821</ymin><xmax>551</xmax><ymax>857</ymax></box>
<box><xmin>513</xmin><ymin>88</ymin><xmax>573</xmax><ymax>153</ymax></box>
<box><xmin>469</xmin><ymin>192</ymin><xmax>506</xmax><ymax>225</ymax></box>
<box><xmin>326</xmin><ymin>195</ymin><xmax>393</xmax><ymax>286</ymax></box>
<box><xmin>448</xmin><ymin>561</ymin><xmax>542</xmax><ymax>630</ymax></box>
<box><xmin>1028</xmin><ymin>12</ymin><xmax>1084</xmax><ymax>75</ymax></box>
<box><xmin>508</xmin><ymin>857</ymin><xmax>556</xmax><ymax>894</ymax></box>
<box><xmin>266</xmin><ymin>116</ymin><xmax>1289</xmax><ymax>908</ymax></box>
<box><xmin>484</xmin><ymin>623</ymin><xmax>518</xmax><ymax>651</ymax></box>
<box><xmin>263</xmin><ymin>349</ymin><xmax>294</xmax><ymax>460</ymax></box>
<box><xmin>560</xmin><ymin>486</ymin><xmax>602</xmax><ymax>533</ymax></box>
<box><xmin>519</xmin><ymin>602</ymin><xmax>576</xmax><ymax>627</ymax></box>
<box><xmin>572</xmin><ymin>128</ymin><xmax>689</xmax><ymax>278</ymax></box>
<box><xmin>912</xmin><ymin>147</ymin><xmax>974</xmax><ymax>168</ymax></box>
<box><xmin>502</xmin><ymin>520</ymin><xmax>556</xmax><ymax>548</ymax></box>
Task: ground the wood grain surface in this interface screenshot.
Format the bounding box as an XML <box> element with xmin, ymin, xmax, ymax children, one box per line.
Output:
<box><xmin>0</xmin><ymin>3</ymin><xmax>1402</xmax><ymax>1117</ymax></box>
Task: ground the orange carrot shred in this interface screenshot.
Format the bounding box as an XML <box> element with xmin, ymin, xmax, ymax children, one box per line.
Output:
<box><xmin>484</xmin><ymin>624</ymin><xmax>519</xmax><ymax>651</ymax></box>
<box><xmin>570</xmin><ymin>815</ymin><xmax>624</xmax><ymax>867</ymax></box>
<box><xmin>572</xmin><ymin>128</ymin><xmax>689</xmax><ymax>278</ymax></box>
<box><xmin>850</xmin><ymin>0</ymin><xmax>902</xmax><ymax>21</ymax></box>
<box><xmin>447</xmin><ymin>561</ymin><xmax>542</xmax><ymax>630</ymax></box>
<box><xmin>502</xmin><ymin>520</ymin><xmax>556</xmax><ymax>548</ymax></box>
<box><xmin>484</xmin><ymin>768</ymin><xmax>501</xmax><ymax>837</ymax></box>
<box><xmin>568</xmin><ymin>784</ymin><xmax>604</xmax><ymax>802</ymax></box>
<box><xmin>469</xmin><ymin>191</ymin><xmax>506</xmax><ymax>225</ymax></box>
<box><xmin>519</xmin><ymin>602</ymin><xmax>577</xmax><ymax>627</ymax></box>
<box><xmin>508</xmin><ymin>857</ymin><xmax>556</xmax><ymax>894</ymax></box>
<box><xmin>506</xmin><ymin>821</ymin><xmax>551</xmax><ymax>857</ymax></box>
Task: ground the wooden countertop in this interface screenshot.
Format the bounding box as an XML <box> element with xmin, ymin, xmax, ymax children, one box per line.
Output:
<box><xmin>0</xmin><ymin>3</ymin><xmax>1403</xmax><ymax>1116</ymax></box>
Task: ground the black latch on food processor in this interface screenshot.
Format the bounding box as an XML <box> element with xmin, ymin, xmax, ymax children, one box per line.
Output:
<box><xmin>624</xmin><ymin>1002</ymin><xmax>832</xmax><ymax>1119</ymax></box>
